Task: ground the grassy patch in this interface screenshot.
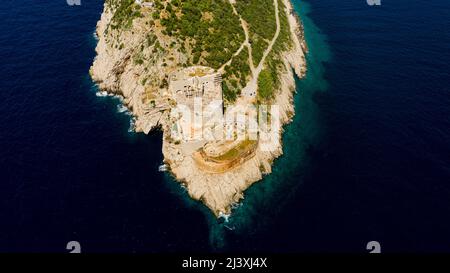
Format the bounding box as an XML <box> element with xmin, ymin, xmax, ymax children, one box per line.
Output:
<box><xmin>107</xmin><ymin>0</ymin><xmax>143</xmax><ymax>30</ymax></box>
<box><xmin>223</xmin><ymin>47</ymin><xmax>251</xmax><ymax>102</ymax></box>
<box><xmin>258</xmin><ymin>69</ymin><xmax>275</xmax><ymax>100</ymax></box>
<box><xmin>211</xmin><ymin>139</ymin><xmax>257</xmax><ymax>161</ymax></box>
<box><xmin>158</xmin><ymin>0</ymin><xmax>245</xmax><ymax>69</ymax></box>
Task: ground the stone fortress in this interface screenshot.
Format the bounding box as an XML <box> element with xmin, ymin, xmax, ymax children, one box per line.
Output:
<box><xmin>90</xmin><ymin>0</ymin><xmax>307</xmax><ymax>215</ymax></box>
<box><xmin>167</xmin><ymin>66</ymin><xmax>258</xmax><ymax>174</ymax></box>
<box><xmin>168</xmin><ymin>66</ymin><xmax>224</xmax><ymax>142</ymax></box>
<box><xmin>169</xmin><ymin>66</ymin><xmax>223</xmax><ymax>110</ymax></box>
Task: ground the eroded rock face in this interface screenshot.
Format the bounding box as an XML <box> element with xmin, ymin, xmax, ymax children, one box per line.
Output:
<box><xmin>91</xmin><ymin>0</ymin><xmax>307</xmax><ymax>217</ymax></box>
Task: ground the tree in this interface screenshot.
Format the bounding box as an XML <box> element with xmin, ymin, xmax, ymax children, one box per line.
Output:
<box><xmin>258</xmin><ymin>69</ymin><xmax>274</xmax><ymax>100</ymax></box>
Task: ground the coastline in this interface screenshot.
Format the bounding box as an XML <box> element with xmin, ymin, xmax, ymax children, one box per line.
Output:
<box><xmin>90</xmin><ymin>0</ymin><xmax>308</xmax><ymax>217</ymax></box>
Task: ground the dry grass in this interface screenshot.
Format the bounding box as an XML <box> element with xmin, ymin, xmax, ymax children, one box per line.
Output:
<box><xmin>211</xmin><ymin>139</ymin><xmax>257</xmax><ymax>161</ymax></box>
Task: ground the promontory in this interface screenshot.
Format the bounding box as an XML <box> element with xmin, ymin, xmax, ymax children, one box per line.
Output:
<box><xmin>90</xmin><ymin>0</ymin><xmax>307</xmax><ymax>217</ymax></box>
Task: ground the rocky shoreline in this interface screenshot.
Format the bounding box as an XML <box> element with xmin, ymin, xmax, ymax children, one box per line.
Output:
<box><xmin>90</xmin><ymin>0</ymin><xmax>307</xmax><ymax>217</ymax></box>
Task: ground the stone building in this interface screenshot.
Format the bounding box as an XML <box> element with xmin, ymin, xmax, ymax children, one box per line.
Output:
<box><xmin>169</xmin><ymin>66</ymin><xmax>223</xmax><ymax>110</ymax></box>
<box><xmin>169</xmin><ymin>66</ymin><xmax>224</xmax><ymax>142</ymax></box>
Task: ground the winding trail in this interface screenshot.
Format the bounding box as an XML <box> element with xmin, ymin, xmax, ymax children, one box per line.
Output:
<box><xmin>220</xmin><ymin>0</ymin><xmax>281</xmax><ymax>100</ymax></box>
<box><xmin>219</xmin><ymin>2</ymin><xmax>254</xmax><ymax>73</ymax></box>
<box><xmin>241</xmin><ymin>0</ymin><xmax>281</xmax><ymax>99</ymax></box>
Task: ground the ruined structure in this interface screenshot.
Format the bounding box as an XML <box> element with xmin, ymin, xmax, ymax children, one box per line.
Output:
<box><xmin>169</xmin><ymin>66</ymin><xmax>224</xmax><ymax>142</ymax></box>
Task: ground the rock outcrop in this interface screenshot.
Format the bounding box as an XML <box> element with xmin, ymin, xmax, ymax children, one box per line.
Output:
<box><xmin>91</xmin><ymin>0</ymin><xmax>307</xmax><ymax>216</ymax></box>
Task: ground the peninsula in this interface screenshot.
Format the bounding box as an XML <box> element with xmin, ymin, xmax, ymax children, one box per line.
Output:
<box><xmin>91</xmin><ymin>0</ymin><xmax>307</xmax><ymax>217</ymax></box>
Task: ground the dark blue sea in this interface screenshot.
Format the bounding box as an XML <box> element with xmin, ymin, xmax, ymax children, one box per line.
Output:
<box><xmin>0</xmin><ymin>0</ymin><xmax>449</xmax><ymax>253</ymax></box>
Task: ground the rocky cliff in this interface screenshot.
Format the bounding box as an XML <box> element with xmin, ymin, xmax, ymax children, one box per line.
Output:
<box><xmin>91</xmin><ymin>0</ymin><xmax>307</xmax><ymax>216</ymax></box>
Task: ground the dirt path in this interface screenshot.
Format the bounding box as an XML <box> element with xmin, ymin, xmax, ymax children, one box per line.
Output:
<box><xmin>255</xmin><ymin>0</ymin><xmax>280</xmax><ymax>75</ymax></box>
<box><xmin>241</xmin><ymin>0</ymin><xmax>280</xmax><ymax>99</ymax></box>
<box><xmin>221</xmin><ymin>0</ymin><xmax>281</xmax><ymax>100</ymax></box>
<box><xmin>219</xmin><ymin>2</ymin><xmax>254</xmax><ymax>73</ymax></box>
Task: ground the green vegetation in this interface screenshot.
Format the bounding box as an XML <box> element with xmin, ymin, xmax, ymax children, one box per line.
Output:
<box><xmin>157</xmin><ymin>0</ymin><xmax>244</xmax><ymax>69</ymax></box>
<box><xmin>104</xmin><ymin>0</ymin><xmax>295</xmax><ymax>103</ymax></box>
<box><xmin>133</xmin><ymin>51</ymin><xmax>144</xmax><ymax>65</ymax></box>
<box><xmin>210</xmin><ymin>139</ymin><xmax>257</xmax><ymax>161</ymax></box>
<box><xmin>145</xmin><ymin>33</ymin><xmax>157</xmax><ymax>47</ymax></box>
<box><xmin>150</xmin><ymin>0</ymin><xmax>252</xmax><ymax>102</ymax></box>
<box><xmin>107</xmin><ymin>0</ymin><xmax>142</xmax><ymax>30</ymax></box>
<box><xmin>235</xmin><ymin>0</ymin><xmax>276</xmax><ymax>40</ymax></box>
<box><xmin>257</xmin><ymin>69</ymin><xmax>275</xmax><ymax>100</ymax></box>
<box><xmin>236</xmin><ymin>0</ymin><xmax>276</xmax><ymax>65</ymax></box>
<box><xmin>274</xmin><ymin>0</ymin><xmax>293</xmax><ymax>52</ymax></box>
<box><xmin>223</xmin><ymin>47</ymin><xmax>251</xmax><ymax>102</ymax></box>
<box><xmin>250</xmin><ymin>35</ymin><xmax>268</xmax><ymax>66</ymax></box>
<box><xmin>257</xmin><ymin>0</ymin><xmax>293</xmax><ymax>100</ymax></box>
<box><xmin>222</xmin><ymin>82</ymin><xmax>235</xmax><ymax>102</ymax></box>
<box><xmin>234</xmin><ymin>0</ymin><xmax>293</xmax><ymax>100</ymax></box>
